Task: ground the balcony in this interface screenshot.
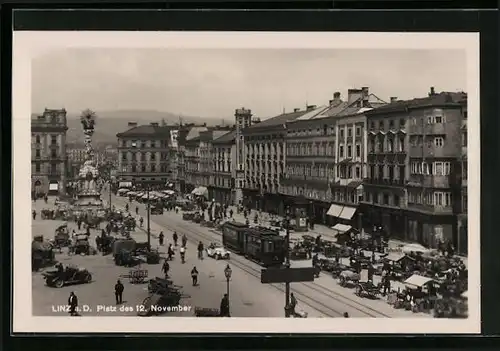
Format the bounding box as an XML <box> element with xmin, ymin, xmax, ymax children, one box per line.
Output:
<box><xmin>364</xmin><ymin>178</ymin><xmax>405</xmax><ymax>187</ymax></box>
<box><xmin>408</xmin><ymin>174</ymin><xmax>450</xmax><ymax>188</ymax></box>
<box><xmin>407</xmin><ymin>203</ymin><xmax>453</xmax><ymax>215</ymax></box>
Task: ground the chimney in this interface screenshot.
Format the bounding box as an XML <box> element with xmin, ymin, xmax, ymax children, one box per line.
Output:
<box><xmin>361</xmin><ymin>87</ymin><xmax>369</xmax><ymax>97</ymax></box>
<box><xmin>334</xmin><ymin>92</ymin><xmax>341</xmax><ymax>99</ymax></box>
<box><xmin>306</xmin><ymin>105</ymin><xmax>317</xmax><ymax>111</ymax></box>
<box><xmin>390</xmin><ymin>97</ymin><xmax>398</xmax><ymax>103</ymax></box>
<box><xmin>429</xmin><ymin>86</ymin><xmax>436</xmax><ymax>96</ymax></box>
<box><xmin>128</xmin><ymin>122</ymin><xmax>138</xmax><ymax>128</ymax></box>
<box><xmin>150</xmin><ymin>122</ymin><xmax>159</xmax><ymax>127</ymax></box>
<box><xmin>294</xmin><ymin>108</ymin><xmax>300</xmax><ymax>112</ymax></box>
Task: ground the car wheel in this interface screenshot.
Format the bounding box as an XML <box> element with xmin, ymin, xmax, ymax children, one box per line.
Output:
<box><xmin>85</xmin><ymin>273</ymin><xmax>92</xmax><ymax>283</ymax></box>
<box><xmin>54</xmin><ymin>279</ymin><xmax>64</xmax><ymax>288</ymax></box>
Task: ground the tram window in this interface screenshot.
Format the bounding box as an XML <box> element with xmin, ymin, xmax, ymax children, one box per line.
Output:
<box><xmin>263</xmin><ymin>240</ymin><xmax>274</xmax><ymax>253</ymax></box>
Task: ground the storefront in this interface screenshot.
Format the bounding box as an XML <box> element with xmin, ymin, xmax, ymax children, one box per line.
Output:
<box><xmin>326</xmin><ymin>203</ymin><xmax>358</xmax><ymax>228</ymax></box>
<box><xmin>406</xmin><ymin>210</ymin><xmax>455</xmax><ymax>250</ymax></box>
<box><xmin>210</xmin><ymin>186</ymin><xmax>233</xmax><ymax>205</ymax></box>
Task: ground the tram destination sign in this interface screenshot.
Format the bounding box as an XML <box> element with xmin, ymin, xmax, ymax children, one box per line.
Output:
<box><xmin>260</xmin><ymin>267</ymin><xmax>316</xmax><ymax>284</ymax></box>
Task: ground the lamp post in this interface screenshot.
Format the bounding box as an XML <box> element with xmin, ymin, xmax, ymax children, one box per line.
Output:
<box><xmin>224</xmin><ymin>264</ymin><xmax>232</xmax><ymax>316</ymax></box>
<box><xmin>146</xmin><ymin>184</ymin><xmax>151</xmax><ymax>251</ymax></box>
<box><xmin>284</xmin><ymin>206</ymin><xmax>291</xmax><ymax>317</ymax></box>
<box><xmin>108</xmin><ymin>180</ymin><xmax>112</xmax><ymax>211</ymax></box>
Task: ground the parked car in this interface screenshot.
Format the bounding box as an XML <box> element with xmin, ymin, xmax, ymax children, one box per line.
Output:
<box><xmin>206</xmin><ymin>243</ymin><xmax>230</xmax><ymax>260</ymax></box>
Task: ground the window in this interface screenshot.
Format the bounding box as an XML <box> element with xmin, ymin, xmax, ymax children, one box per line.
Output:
<box><xmin>51</xmin><ymin>163</ymin><xmax>57</xmax><ymax>174</ymax></box>
<box><xmin>140</xmin><ymin>153</ymin><xmax>145</xmax><ymax>161</ymax></box>
<box><xmin>121</xmin><ymin>152</ymin><xmax>127</xmax><ymax>161</ymax></box>
<box><xmin>151</xmin><ymin>152</ymin><xmax>156</xmax><ymax>161</ymax></box>
<box><xmin>387</xmin><ymin>138</ymin><xmax>394</xmax><ymax>152</ymax></box>
<box><xmin>427</xmin><ymin>116</ymin><xmax>433</xmax><ymax>124</ymax></box>
<box><xmin>131</xmin><ymin>140</ymin><xmax>137</xmax><ymax>148</ymax></box>
<box><xmin>35</xmin><ymin>135</ymin><xmax>40</xmax><ymax>144</ymax></box>
<box><xmin>347</xmin><ymin>166</ymin><xmax>352</xmax><ymax>178</ymax></box>
<box><xmin>383</xmin><ymin>193</ymin><xmax>389</xmax><ymax>205</ymax></box>
<box><xmin>339</xmin><ymin>145</ymin><xmax>344</xmax><ymax>158</ymax></box>
<box><xmin>435</xmin><ymin>116</ymin><xmax>443</xmax><ymax>123</ymax></box>
<box><xmin>348</xmin><ymin>128</ymin><xmax>352</xmax><ymax>137</ymax></box>
<box><xmin>51</xmin><ymin>135</ymin><xmax>57</xmax><ymax>145</ymax></box>
<box><xmin>141</xmin><ymin>141</ymin><xmax>147</xmax><ymax>148</ymax></box>
<box><xmin>131</xmin><ymin>165</ymin><xmax>137</xmax><ymax>173</ymax></box>
<box><xmin>51</xmin><ymin>149</ymin><xmax>57</xmax><ymax>158</ymax></box>
<box><xmin>356</xmin><ymin>144</ymin><xmax>361</xmax><ymax>157</ymax></box>
<box><xmin>35</xmin><ymin>163</ymin><xmax>41</xmax><ymax>172</ymax></box>
<box><xmin>389</xmin><ymin>120</ymin><xmax>394</xmax><ymax>129</ymax></box>
<box><xmin>399</xmin><ymin>136</ymin><xmax>405</xmax><ymax>152</ymax></box>
<box><xmin>434</xmin><ymin>192</ymin><xmax>452</xmax><ymax>207</ymax></box>
<box><xmin>355</xmin><ymin>166</ymin><xmax>361</xmax><ymax>179</ymax></box>
<box><xmin>35</xmin><ymin>149</ymin><xmax>41</xmax><ymax>158</ymax></box>
<box><xmin>356</xmin><ymin>126</ymin><xmax>361</xmax><ymax>136</ymax></box>
<box><xmin>340</xmin><ymin>129</ymin><xmax>344</xmax><ymax>138</ymax></box>
<box><xmin>378</xmin><ymin>165</ymin><xmax>384</xmax><ymax>179</ymax></box>
<box><xmin>151</xmin><ymin>164</ymin><xmax>156</xmax><ymax>172</ymax></box>
<box><xmin>369</xmin><ymin>165</ymin><xmax>375</xmax><ymax>179</ymax></box>
<box><xmin>347</xmin><ymin>145</ymin><xmax>352</xmax><ymax>158</ymax></box>
<box><xmin>434</xmin><ymin>137</ymin><xmax>444</xmax><ymax>147</ymax></box>
<box><xmin>370</xmin><ymin>121</ymin><xmax>375</xmax><ymax>130</ymax></box>
<box><xmin>141</xmin><ymin>165</ymin><xmax>146</xmax><ymax>172</ymax></box>
<box><xmin>373</xmin><ymin>192</ymin><xmax>379</xmax><ymax>204</ymax></box>
<box><xmin>394</xmin><ymin>195</ymin><xmax>400</xmax><ymax>207</ymax></box>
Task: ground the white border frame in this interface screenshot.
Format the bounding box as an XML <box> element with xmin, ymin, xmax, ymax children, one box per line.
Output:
<box><xmin>13</xmin><ymin>31</ymin><xmax>480</xmax><ymax>334</ymax></box>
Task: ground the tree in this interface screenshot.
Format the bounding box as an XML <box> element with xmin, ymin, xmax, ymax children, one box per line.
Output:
<box><xmin>80</xmin><ymin>109</ymin><xmax>97</xmax><ymax>129</ymax></box>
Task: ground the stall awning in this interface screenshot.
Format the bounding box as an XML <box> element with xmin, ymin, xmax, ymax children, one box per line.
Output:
<box><xmin>384</xmin><ymin>253</ymin><xmax>407</xmax><ymax>262</ymax></box>
<box><xmin>404</xmin><ymin>274</ymin><xmax>433</xmax><ymax>288</ymax></box>
<box><xmin>119</xmin><ymin>182</ymin><xmax>132</xmax><ymax>188</ymax></box>
<box><xmin>49</xmin><ymin>183</ymin><xmax>58</xmax><ymax>191</ymax></box>
<box><xmin>192</xmin><ymin>186</ymin><xmax>208</xmax><ymax>197</ymax></box>
<box><xmin>339</xmin><ymin>206</ymin><xmax>357</xmax><ymax>220</ymax></box>
<box><xmin>326</xmin><ymin>204</ymin><xmax>343</xmax><ymax>217</ymax></box>
<box><xmin>332</xmin><ymin>224</ymin><xmax>352</xmax><ymax>233</ymax></box>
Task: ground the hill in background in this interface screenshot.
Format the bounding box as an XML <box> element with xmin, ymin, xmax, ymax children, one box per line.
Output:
<box><xmin>33</xmin><ymin>109</ymin><xmax>227</xmax><ymax>146</ymax></box>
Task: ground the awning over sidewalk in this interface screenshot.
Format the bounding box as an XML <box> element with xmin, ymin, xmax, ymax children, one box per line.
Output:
<box><xmin>191</xmin><ymin>186</ymin><xmax>208</xmax><ymax>197</ymax></box>
<box><xmin>332</xmin><ymin>223</ymin><xmax>352</xmax><ymax>233</ymax></box>
<box><xmin>339</xmin><ymin>206</ymin><xmax>357</xmax><ymax>220</ymax></box>
<box><xmin>326</xmin><ymin>204</ymin><xmax>343</xmax><ymax>217</ymax></box>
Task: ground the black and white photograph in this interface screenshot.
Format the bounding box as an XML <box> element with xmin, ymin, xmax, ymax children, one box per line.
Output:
<box><xmin>13</xmin><ymin>31</ymin><xmax>480</xmax><ymax>333</ymax></box>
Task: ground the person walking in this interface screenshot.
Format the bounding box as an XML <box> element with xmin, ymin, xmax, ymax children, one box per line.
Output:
<box><xmin>135</xmin><ymin>206</ymin><xmax>139</xmax><ymax>215</ymax></box>
<box><xmin>115</xmin><ymin>279</ymin><xmax>124</xmax><ymax>304</ymax></box>
<box><xmin>181</xmin><ymin>234</ymin><xmax>187</xmax><ymax>247</ymax></box>
<box><xmin>191</xmin><ymin>266</ymin><xmax>199</xmax><ymax>286</ymax></box>
<box><xmin>139</xmin><ymin>217</ymin><xmax>144</xmax><ymax>227</ymax></box>
<box><xmin>162</xmin><ymin>260</ymin><xmax>170</xmax><ymax>278</ymax></box>
<box><xmin>173</xmin><ymin>232</ymin><xmax>178</xmax><ymax>246</ymax></box>
<box><xmin>159</xmin><ymin>231</ymin><xmax>164</xmax><ymax>246</ymax></box>
<box><xmin>167</xmin><ymin>244</ymin><xmax>174</xmax><ymax>261</ymax></box>
<box><xmin>68</xmin><ymin>291</ymin><xmax>78</xmax><ymax>316</ymax></box>
<box><xmin>197</xmin><ymin>241</ymin><xmax>204</xmax><ymax>259</ymax></box>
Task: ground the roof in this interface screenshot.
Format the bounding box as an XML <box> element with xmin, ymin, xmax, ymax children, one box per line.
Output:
<box><xmin>212</xmin><ymin>130</ymin><xmax>236</xmax><ymax>144</ymax></box>
<box><xmin>318</xmin><ymin>93</ymin><xmax>387</xmax><ymax>119</ymax></box>
<box><xmin>116</xmin><ymin>124</ymin><xmax>176</xmax><ymax>138</ymax></box>
<box><xmin>404</xmin><ymin>274</ymin><xmax>433</xmax><ymax>288</ymax></box>
<box><xmin>332</xmin><ymin>223</ymin><xmax>352</xmax><ymax>233</ymax></box>
<box><xmin>295</xmin><ymin>105</ymin><xmax>330</xmax><ymax>120</ymax></box>
<box><xmin>186</xmin><ymin>126</ymin><xmax>208</xmax><ymax>141</ymax></box>
<box><xmin>245</xmin><ymin>110</ymin><xmax>309</xmax><ymax>131</ymax></box>
<box><xmin>367</xmin><ymin>92</ymin><xmax>467</xmax><ymax>115</ymax></box>
<box><xmin>347</xmin><ymin>180</ymin><xmax>363</xmax><ymax>188</ymax></box>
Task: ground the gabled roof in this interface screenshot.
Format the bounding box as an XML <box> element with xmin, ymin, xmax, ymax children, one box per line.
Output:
<box><xmin>245</xmin><ymin>109</ymin><xmax>309</xmax><ymax>131</ymax></box>
<box><xmin>212</xmin><ymin>130</ymin><xmax>236</xmax><ymax>144</ymax></box>
<box><xmin>116</xmin><ymin>124</ymin><xmax>177</xmax><ymax>138</ymax></box>
<box><xmin>367</xmin><ymin>92</ymin><xmax>467</xmax><ymax>115</ymax></box>
<box><xmin>185</xmin><ymin>126</ymin><xmax>208</xmax><ymax>141</ymax></box>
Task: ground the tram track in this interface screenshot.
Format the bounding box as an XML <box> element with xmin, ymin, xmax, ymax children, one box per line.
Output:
<box><xmin>112</xmin><ymin>197</ymin><xmax>391</xmax><ymax>318</ymax></box>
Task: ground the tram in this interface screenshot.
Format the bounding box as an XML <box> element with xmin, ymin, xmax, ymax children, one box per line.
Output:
<box><xmin>222</xmin><ymin>221</ymin><xmax>285</xmax><ymax>267</ymax></box>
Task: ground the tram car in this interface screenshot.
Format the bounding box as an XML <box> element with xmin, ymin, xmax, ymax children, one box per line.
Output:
<box><xmin>222</xmin><ymin>221</ymin><xmax>285</xmax><ymax>267</ymax></box>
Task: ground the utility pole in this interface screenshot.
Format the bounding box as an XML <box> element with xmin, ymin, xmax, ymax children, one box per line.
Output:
<box><xmin>284</xmin><ymin>206</ymin><xmax>291</xmax><ymax>317</ymax></box>
<box><xmin>146</xmin><ymin>184</ymin><xmax>151</xmax><ymax>251</ymax></box>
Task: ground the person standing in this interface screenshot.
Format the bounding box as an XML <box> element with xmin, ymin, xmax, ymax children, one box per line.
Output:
<box><xmin>159</xmin><ymin>231</ymin><xmax>164</xmax><ymax>246</ymax></box>
<box><xmin>115</xmin><ymin>279</ymin><xmax>124</xmax><ymax>304</ymax></box>
<box><xmin>32</xmin><ymin>210</ymin><xmax>36</xmax><ymax>220</ymax></box>
<box><xmin>173</xmin><ymin>232</ymin><xmax>178</xmax><ymax>246</ymax></box>
<box><xmin>167</xmin><ymin>244</ymin><xmax>174</xmax><ymax>261</ymax></box>
<box><xmin>68</xmin><ymin>291</ymin><xmax>78</xmax><ymax>316</ymax></box>
<box><xmin>197</xmin><ymin>241</ymin><xmax>204</xmax><ymax>259</ymax></box>
<box><xmin>220</xmin><ymin>293</ymin><xmax>230</xmax><ymax>317</ymax></box>
<box><xmin>135</xmin><ymin>206</ymin><xmax>139</xmax><ymax>215</ymax></box>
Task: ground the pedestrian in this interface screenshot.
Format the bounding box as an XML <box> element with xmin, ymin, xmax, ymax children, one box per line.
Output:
<box><xmin>191</xmin><ymin>266</ymin><xmax>199</xmax><ymax>286</ymax></box>
<box><xmin>139</xmin><ymin>217</ymin><xmax>144</xmax><ymax>227</ymax></box>
<box><xmin>197</xmin><ymin>241</ymin><xmax>204</xmax><ymax>259</ymax></box>
<box><xmin>167</xmin><ymin>244</ymin><xmax>174</xmax><ymax>261</ymax></box>
<box><xmin>136</xmin><ymin>206</ymin><xmax>139</xmax><ymax>215</ymax></box>
<box><xmin>343</xmin><ymin>312</ymin><xmax>349</xmax><ymax>318</ymax></box>
<box><xmin>68</xmin><ymin>291</ymin><xmax>78</xmax><ymax>316</ymax></box>
<box><xmin>182</xmin><ymin>234</ymin><xmax>187</xmax><ymax>247</ymax></box>
<box><xmin>125</xmin><ymin>204</ymin><xmax>129</xmax><ymax>212</ymax></box>
<box><xmin>173</xmin><ymin>232</ymin><xmax>178</xmax><ymax>246</ymax></box>
<box><xmin>77</xmin><ymin>220</ymin><xmax>82</xmax><ymax>231</ymax></box>
<box><xmin>289</xmin><ymin>293</ymin><xmax>297</xmax><ymax>317</ymax></box>
<box><xmin>159</xmin><ymin>231</ymin><xmax>164</xmax><ymax>246</ymax></box>
<box><xmin>162</xmin><ymin>260</ymin><xmax>170</xmax><ymax>278</ymax></box>
<box><xmin>229</xmin><ymin>209</ymin><xmax>233</xmax><ymax>218</ymax></box>
<box><xmin>220</xmin><ymin>293</ymin><xmax>230</xmax><ymax>317</ymax></box>
<box><xmin>115</xmin><ymin>279</ymin><xmax>124</xmax><ymax>304</ymax></box>
<box><xmin>383</xmin><ymin>276</ymin><xmax>391</xmax><ymax>295</ymax></box>
<box><xmin>32</xmin><ymin>210</ymin><xmax>36</xmax><ymax>220</ymax></box>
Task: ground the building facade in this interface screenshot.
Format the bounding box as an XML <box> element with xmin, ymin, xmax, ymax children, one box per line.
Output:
<box><xmin>210</xmin><ymin>130</ymin><xmax>237</xmax><ymax>205</ymax></box>
<box><xmin>116</xmin><ymin>122</ymin><xmax>178</xmax><ymax>187</ymax></box>
<box><xmin>243</xmin><ymin>109</ymin><xmax>307</xmax><ymax>214</ymax></box>
<box><xmin>458</xmin><ymin>96</ymin><xmax>468</xmax><ymax>254</ymax></box>
<box><xmin>31</xmin><ymin>108</ymin><xmax>68</xmax><ymax>195</ymax></box>
<box><xmin>184</xmin><ymin>126</ymin><xmax>208</xmax><ymax>192</ymax></box>
<box><xmin>362</xmin><ymin>88</ymin><xmax>467</xmax><ymax>252</ymax></box>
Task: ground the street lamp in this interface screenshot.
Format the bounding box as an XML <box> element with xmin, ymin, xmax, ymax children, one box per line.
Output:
<box><xmin>224</xmin><ymin>264</ymin><xmax>232</xmax><ymax>315</ymax></box>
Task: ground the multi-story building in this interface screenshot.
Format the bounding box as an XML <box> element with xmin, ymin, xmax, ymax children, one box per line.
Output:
<box><xmin>235</xmin><ymin>108</ymin><xmax>255</xmax><ymax>206</ymax></box>
<box><xmin>243</xmin><ymin>108</ymin><xmax>310</xmax><ymax>214</ymax></box>
<box><xmin>66</xmin><ymin>143</ymin><xmax>87</xmax><ymax>181</ymax></box>
<box><xmin>458</xmin><ymin>96</ymin><xmax>468</xmax><ymax>254</ymax></box>
<box><xmin>31</xmin><ymin>108</ymin><xmax>68</xmax><ymax>195</ymax></box>
<box><xmin>362</xmin><ymin>87</ymin><xmax>467</xmax><ymax>251</ymax></box>
<box><xmin>116</xmin><ymin>122</ymin><xmax>178</xmax><ymax>187</ymax></box>
<box><xmin>175</xmin><ymin>125</ymin><xmax>193</xmax><ymax>193</ymax></box>
<box><xmin>210</xmin><ymin>130</ymin><xmax>237</xmax><ymax>205</ymax></box>
<box><xmin>283</xmin><ymin>88</ymin><xmax>387</xmax><ymax>226</ymax></box>
<box><xmin>199</xmin><ymin>128</ymin><xmax>231</xmax><ymax>199</ymax></box>
<box><xmin>184</xmin><ymin>126</ymin><xmax>208</xmax><ymax>193</ymax></box>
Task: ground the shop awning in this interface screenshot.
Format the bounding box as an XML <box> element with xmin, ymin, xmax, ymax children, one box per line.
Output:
<box><xmin>332</xmin><ymin>223</ymin><xmax>352</xmax><ymax>233</ymax></box>
<box><xmin>119</xmin><ymin>182</ymin><xmax>132</xmax><ymax>188</ymax></box>
<box><xmin>326</xmin><ymin>204</ymin><xmax>343</xmax><ymax>217</ymax></box>
<box><xmin>404</xmin><ymin>274</ymin><xmax>433</xmax><ymax>288</ymax></box>
<box><xmin>192</xmin><ymin>186</ymin><xmax>208</xmax><ymax>197</ymax></box>
<box><xmin>49</xmin><ymin>183</ymin><xmax>58</xmax><ymax>191</ymax></box>
<box><xmin>339</xmin><ymin>206</ymin><xmax>357</xmax><ymax>220</ymax></box>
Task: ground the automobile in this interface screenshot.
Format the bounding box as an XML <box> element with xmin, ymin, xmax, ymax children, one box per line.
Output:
<box><xmin>206</xmin><ymin>243</ymin><xmax>230</xmax><ymax>260</ymax></box>
<box><xmin>42</xmin><ymin>265</ymin><xmax>92</xmax><ymax>288</ymax></box>
<box><xmin>151</xmin><ymin>206</ymin><xmax>164</xmax><ymax>215</ymax></box>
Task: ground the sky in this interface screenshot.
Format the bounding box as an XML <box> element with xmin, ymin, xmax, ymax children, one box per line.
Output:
<box><xmin>32</xmin><ymin>48</ymin><xmax>466</xmax><ymax>120</ymax></box>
